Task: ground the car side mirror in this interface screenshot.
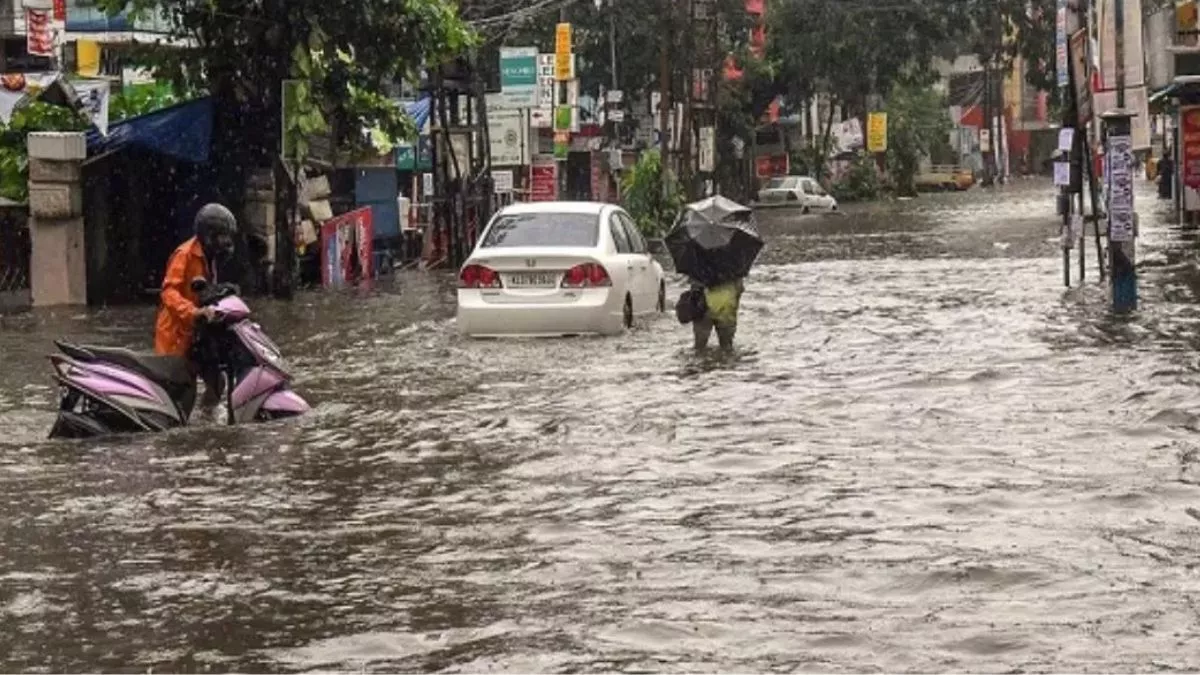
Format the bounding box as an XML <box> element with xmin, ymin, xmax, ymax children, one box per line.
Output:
<box><xmin>190</xmin><ymin>277</ymin><xmax>209</xmax><ymax>293</ymax></box>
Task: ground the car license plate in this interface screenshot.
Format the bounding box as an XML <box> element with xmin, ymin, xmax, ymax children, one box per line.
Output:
<box><xmin>506</xmin><ymin>272</ymin><xmax>559</xmax><ymax>288</ymax></box>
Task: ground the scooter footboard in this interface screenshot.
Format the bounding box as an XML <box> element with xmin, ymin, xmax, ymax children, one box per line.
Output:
<box><xmin>231</xmin><ymin>367</ymin><xmax>311</xmax><ymax>423</ymax></box>
<box><xmin>260</xmin><ymin>390</ymin><xmax>311</xmax><ymax>419</ymax></box>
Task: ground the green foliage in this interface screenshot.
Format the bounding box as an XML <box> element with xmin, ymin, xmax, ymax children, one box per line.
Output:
<box><xmin>884</xmin><ymin>83</ymin><xmax>953</xmax><ymax>196</ymax></box>
<box><xmin>94</xmin><ymin>0</ymin><xmax>476</xmax><ymax>160</ymax></box>
<box><xmin>0</xmin><ymin>102</ymin><xmax>89</xmax><ymax>203</ymax></box>
<box><xmin>768</xmin><ymin>0</ymin><xmax>959</xmax><ymax>119</ymax></box>
<box><xmin>622</xmin><ymin>150</ymin><xmax>684</xmax><ymax>239</ymax></box>
<box><xmin>109</xmin><ymin>81</ymin><xmax>187</xmax><ymax>121</ymax></box>
<box><xmin>830</xmin><ymin>154</ymin><xmax>881</xmax><ymax>204</ymax></box>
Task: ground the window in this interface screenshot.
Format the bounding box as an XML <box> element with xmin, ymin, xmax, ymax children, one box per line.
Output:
<box><xmin>609</xmin><ymin>214</ymin><xmax>633</xmax><ymax>253</ymax></box>
<box><xmin>619</xmin><ymin>213</ymin><xmax>648</xmax><ymax>254</ymax></box>
<box><xmin>802</xmin><ymin>180</ymin><xmax>818</xmax><ymax>195</ymax></box>
<box><xmin>480</xmin><ymin>212</ymin><xmax>600</xmax><ymax>248</ymax></box>
<box><xmin>765</xmin><ymin>176</ymin><xmax>799</xmax><ymax>190</ymax></box>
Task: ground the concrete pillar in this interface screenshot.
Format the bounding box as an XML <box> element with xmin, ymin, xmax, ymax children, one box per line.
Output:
<box><xmin>27</xmin><ymin>132</ymin><xmax>87</xmax><ymax>307</ymax></box>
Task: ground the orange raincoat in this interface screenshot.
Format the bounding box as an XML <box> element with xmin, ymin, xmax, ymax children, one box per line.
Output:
<box><xmin>154</xmin><ymin>237</ymin><xmax>212</xmax><ymax>356</ymax></box>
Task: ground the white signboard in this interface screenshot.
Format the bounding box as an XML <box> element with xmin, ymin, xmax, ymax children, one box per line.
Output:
<box><xmin>698</xmin><ymin>126</ymin><xmax>715</xmax><ymax>173</ymax></box>
<box><xmin>422</xmin><ymin>173</ymin><xmax>433</xmax><ymax>197</ymax></box>
<box><xmin>489</xmin><ymin>109</ymin><xmax>529</xmax><ymax>166</ymax></box>
<box><xmin>493</xmin><ymin>169</ymin><xmax>514</xmax><ymax>193</ymax></box>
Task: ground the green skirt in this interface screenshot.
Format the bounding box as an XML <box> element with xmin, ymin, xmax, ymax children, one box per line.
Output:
<box><xmin>705</xmin><ymin>282</ymin><xmax>741</xmax><ymax>327</ymax></box>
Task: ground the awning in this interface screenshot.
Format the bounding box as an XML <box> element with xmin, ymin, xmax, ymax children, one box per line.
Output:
<box><xmin>86</xmin><ymin>97</ymin><xmax>213</xmax><ymax>163</ymax></box>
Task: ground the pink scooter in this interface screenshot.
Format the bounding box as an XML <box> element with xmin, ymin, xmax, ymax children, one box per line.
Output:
<box><xmin>48</xmin><ymin>278</ymin><xmax>310</xmax><ymax>439</ymax></box>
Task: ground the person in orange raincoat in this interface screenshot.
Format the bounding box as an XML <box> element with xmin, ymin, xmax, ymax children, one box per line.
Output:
<box><xmin>154</xmin><ymin>203</ymin><xmax>239</xmax><ymax>406</ymax></box>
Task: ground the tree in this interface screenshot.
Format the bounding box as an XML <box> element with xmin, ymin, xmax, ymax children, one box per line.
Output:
<box><xmin>885</xmin><ymin>82</ymin><xmax>953</xmax><ymax>195</ymax></box>
<box><xmin>94</xmin><ymin>0</ymin><xmax>475</xmax><ymax>196</ymax></box>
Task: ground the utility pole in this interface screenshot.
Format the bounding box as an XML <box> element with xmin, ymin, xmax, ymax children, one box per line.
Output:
<box><xmin>1105</xmin><ymin>0</ymin><xmax>1138</xmax><ymax>312</ymax></box>
<box><xmin>982</xmin><ymin>61</ymin><xmax>995</xmax><ymax>187</ymax></box>
<box><xmin>659</xmin><ymin>0</ymin><xmax>672</xmax><ymax>200</ymax></box>
<box><xmin>679</xmin><ymin>0</ymin><xmax>695</xmax><ymax>198</ymax></box>
<box><xmin>558</xmin><ymin>5</ymin><xmax>570</xmax><ymax>200</ymax></box>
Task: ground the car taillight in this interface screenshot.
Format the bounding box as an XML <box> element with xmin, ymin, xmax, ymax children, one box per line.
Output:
<box><xmin>562</xmin><ymin>263</ymin><xmax>612</xmax><ymax>288</ymax></box>
<box><xmin>459</xmin><ymin>264</ymin><xmax>502</xmax><ymax>289</ymax></box>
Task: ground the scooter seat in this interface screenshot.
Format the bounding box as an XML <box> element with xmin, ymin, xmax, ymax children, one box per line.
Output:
<box><xmin>56</xmin><ymin>341</ymin><xmax>194</xmax><ymax>387</ymax></box>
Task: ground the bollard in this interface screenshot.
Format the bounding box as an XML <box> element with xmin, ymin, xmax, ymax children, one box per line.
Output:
<box><xmin>1103</xmin><ymin>110</ymin><xmax>1137</xmax><ymax>313</ymax></box>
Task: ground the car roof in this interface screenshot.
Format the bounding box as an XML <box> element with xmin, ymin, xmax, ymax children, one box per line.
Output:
<box><xmin>495</xmin><ymin>201</ymin><xmax>614</xmax><ymax>216</ymax></box>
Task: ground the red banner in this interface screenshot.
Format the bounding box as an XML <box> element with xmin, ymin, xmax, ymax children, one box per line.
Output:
<box><xmin>319</xmin><ymin>207</ymin><xmax>375</xmax><ymax>287</ymax></box>
<box><xmin>52</xmin><ymin>0</ymin><xmax>66</xmax><ymax>21</ymax></box>
<box><xmin>26</xmin><ymin>9</ymin><xmax>52</xmax><ymax>57</ymax></box>
<box><xmin>755</xmin><ymin>154</ymin><xmax>789</xmax><ymax>179</ymax></box>
<box><xmin>1182</xmin><ymin>107</ymin><xmax>1200</xmax><ymax>190</ymax></box>
<box><xmin>530</xmin><ymin>161</ymin><xmax>557</xmax><ymax>202</ymax></box>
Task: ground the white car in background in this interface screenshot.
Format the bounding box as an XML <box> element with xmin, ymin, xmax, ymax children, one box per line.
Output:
<box><xmin>756</xmin><ymin>175</ymin><xmax>839</xmax><ymax>213</ymax></box>
<box><xmin>456</xmin><ymin>202</ymin><xmax>667</xmax><ymax>337</ymax></box>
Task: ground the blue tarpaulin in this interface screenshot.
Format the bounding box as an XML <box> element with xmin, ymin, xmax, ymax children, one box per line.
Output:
<box><xmin>86</xmin><ymin>98</ymin><xmax>213</xmax><ymax>163</ymax></box>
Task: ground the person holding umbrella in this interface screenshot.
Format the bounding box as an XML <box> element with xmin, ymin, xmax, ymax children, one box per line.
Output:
<box><xmin>666</xmin><ymin>196</ymin><xmax>764</xmax><ymax>352</ymax></box>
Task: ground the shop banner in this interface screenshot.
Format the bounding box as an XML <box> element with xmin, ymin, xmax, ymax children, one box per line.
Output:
<box><xmin>1182</xmin><ymin>106</ymin><xmax>1200</xmax><ymax>190</ymax></box>
<box><xmin>320</xmin><ymin>207</ymin><xmax>375</xmax><ymax>287</ymax></box>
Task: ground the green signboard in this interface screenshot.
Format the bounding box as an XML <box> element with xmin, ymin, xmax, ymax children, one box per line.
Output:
<box><xmin>499</xmin><ymin>46</ymin><xmax>537</xmax><ymax>108</ymax></box>
<box><xmin>396</xmin><ymin>135</ymin><xmax>433</xmax><ymax>171</ymax></box>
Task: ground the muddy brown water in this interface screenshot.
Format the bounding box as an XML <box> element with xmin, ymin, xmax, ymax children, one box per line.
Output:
<box><xmin>2</xmin><ymin>181</ymin><xmax>1200</xmax><ymax>672</ymax></box>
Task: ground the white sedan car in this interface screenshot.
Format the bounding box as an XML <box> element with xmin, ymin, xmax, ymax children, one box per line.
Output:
<box><xmin>756</xmin><ymin>175</ymin><xmax>839</xmax><ymax>213</ymax></box>
<box><xmin>456</xmin><ymin>201</ymin><xmax>667</xmax><ymax>337</ymax></box>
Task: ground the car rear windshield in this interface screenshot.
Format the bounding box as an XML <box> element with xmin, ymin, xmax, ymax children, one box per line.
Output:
<box><xmin>480</xmin><ymin>213</ymin><xmax>600</xmax><ymax>248</ymax></box>
<box><xmin>765</xmin><ymin>177</ymin><xmax>796</xmax><ymax>189</ymax></box>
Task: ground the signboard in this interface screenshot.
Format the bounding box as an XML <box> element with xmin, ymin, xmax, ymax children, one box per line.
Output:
<box><xmin>1182</xmin><ymin>106</ymin><xmax>1200</xmax><ymax>190</ymax></box>
<box><xmin>53</xmin><ymin>0</ymin><xmax>66</xmax><ymax>21</ymax></box>
<box><xmin>26</xmin><ymin>9</ymin><xmax>53</xmax><ymax>56</ymax></box>
<box><xmin>555</xmin><ymin>23</ymin><xmax>572</xmax><ymax>81</ymax></box>
<box><xmin>867</xmin><ymin>112</ymin><xmax>888</xmax><ymax>153</ymax></box>
<box><xmin>1056</xmin><ymin>0</ymin><xmax>1069</xmax><ymax>89</ymax></box>
<box><xmin>422</xmin><ymin>173</ymin><xmax>434</xmax><ymax>197</ymax></box>
<box><xmin>530</xmin><ymin>160</ymin><xmax>558</xmax><ymax>201</ymax></box>
<box><xmin>499</xmin><ymin>47</ymin><xmax>538</xmax><ymax>108</ymax></box>
<box><xmin>1107</xmin><ymin>133</ymin><xmax>1135</xmax><ymax>242</ymax></box>
<box><xmin>698</xmin><ymin>126</ymin><xmax>715</xmax><ymax>173</ymax></box>
<box><xmin>489</xmin><ymin>109</ymin><xmax>528</xmax><ymax>166</ymax></box>
<box><xmin>396</xmin><ymin>135</ymin><xmax>433</xmax><ymax>171</ymax></box>
<box><xmin>1069</xmin><ymin>28</ymin><xmax>1094</xmax><ymax>126</ymax></box>
<box><xmin>553</xmin><ymin>130</ymin><xmax>569</xmax><ymax>159</ymax></box>
<box><xmin>493</xmin><ymin>169</ymin><xmax>514</xmax><ymax>193</ymax></box>
<box><xmin>320</xmin><ymin>207</ymin><xmax>375</xmax><ymax>287</ymax></box>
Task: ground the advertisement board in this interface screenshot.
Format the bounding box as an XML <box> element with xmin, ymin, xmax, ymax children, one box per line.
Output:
<box><xmin>320</xmin><ymin>207</ymin><xmax>375</xmax><ymax>287</ymax></box>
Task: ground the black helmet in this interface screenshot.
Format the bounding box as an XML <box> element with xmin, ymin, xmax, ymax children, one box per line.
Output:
<box><xmin>194</xmin><ymin>203</ymin><xmax>237</xmax><ymax>262</ymax></box>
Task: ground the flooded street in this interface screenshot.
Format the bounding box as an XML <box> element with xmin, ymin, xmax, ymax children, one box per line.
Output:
<box><xmin>5</xmin><ymin>180</ymin><xmax>1200</xmax><ymax>672</ymax></box>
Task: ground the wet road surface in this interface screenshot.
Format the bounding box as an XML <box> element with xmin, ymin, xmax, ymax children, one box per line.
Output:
<box><xmin>3</xmin><ymin>180</ymin><xmax>1200</xmax><ymax>672</ymax></box>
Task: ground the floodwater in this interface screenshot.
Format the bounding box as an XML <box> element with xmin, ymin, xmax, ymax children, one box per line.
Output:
<box><xmin>3</xmin><ymin>180</ymin><xmax>1200</xmax><ymax>672</ymax></box>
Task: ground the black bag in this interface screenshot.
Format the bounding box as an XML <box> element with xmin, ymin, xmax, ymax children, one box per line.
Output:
<box><xmin>675</xmin><ymin>288</ymin><xmax>708</xmax><ymax>324</ymax></box>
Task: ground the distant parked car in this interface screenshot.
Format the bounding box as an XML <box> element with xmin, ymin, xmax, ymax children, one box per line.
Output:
<box><xmin>756</xmin><ymin>175</ymin><xmax>839</xmax><ymax>213</ymax></box>
<box><xmin>915</xmin><ymin>165</ymin><xmax>976</xmax><ymax>191</ymax></box>
<box><xmin>456</xmin><ymin>201</ymin><xmax>666</xmax><ymax>338</ymax></box>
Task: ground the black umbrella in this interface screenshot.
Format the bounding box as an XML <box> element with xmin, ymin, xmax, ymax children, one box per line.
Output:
<box><xmin>665</xmin><ymin>195</ymin><xmax>764</xmax><ymax>287</ymax></box>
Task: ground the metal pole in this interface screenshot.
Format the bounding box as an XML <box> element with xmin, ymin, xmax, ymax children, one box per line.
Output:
<box><xmin>1106</xmin><ymin>0</ymin><xmax>1137</xmax><ymax>312</ymax></box>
